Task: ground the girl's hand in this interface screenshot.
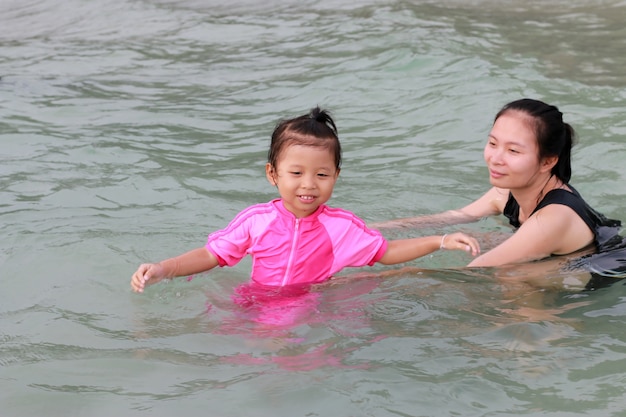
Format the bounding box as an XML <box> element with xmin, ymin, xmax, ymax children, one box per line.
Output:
<box><xmin>131</xmin><ymin>263</ymin><xmax>167</xmax><ymax>293</ymax></box>
<box><xmin>440</xmin><ymin>232</ymin><xmax>481</xmax><ymax>256</ymax></box>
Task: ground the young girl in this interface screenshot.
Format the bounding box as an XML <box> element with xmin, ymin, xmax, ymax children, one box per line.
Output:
<box><xmin>130</xmin><ymin>107</ymin><xmax>480</xmax><ymax>293</ymax></box>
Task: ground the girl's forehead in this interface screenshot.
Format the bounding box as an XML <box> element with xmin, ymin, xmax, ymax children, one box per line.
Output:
<box><xmin>276</xmin><ymin>145</ymin><xmax>336</xmax><ymax>165</ymax></box>
<box><xmin>280</xmin><ymin>144</ymin><xmax>334</xmax><ymax>157</ymax></box>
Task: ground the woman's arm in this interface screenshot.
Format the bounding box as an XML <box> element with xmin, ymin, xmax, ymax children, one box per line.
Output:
<box><xmin>468</xmin><ymin>204</ymin><xmax>594</xmax><ymax>267</ymax></box>
<box><xmin>372</xmin><ymin>187</ymin><xmax>509</xmax><ymax>229</ymax></box>
<box><xmin>370</xmin><ymin>209</ymin><xmax>477</xmax><ymax>229</ymax></box>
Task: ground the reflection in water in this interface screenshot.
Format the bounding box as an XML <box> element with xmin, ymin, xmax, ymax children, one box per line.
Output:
<box><xmin>206</xmin><ymin>278</ymin><xmax>387</xmax><ymax>371</ymax></box>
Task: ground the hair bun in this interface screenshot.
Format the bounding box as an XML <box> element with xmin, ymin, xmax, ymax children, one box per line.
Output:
<box><xmin>310</xmin><ymin>106</ymin><xmax>338</xmax><ymax>136</ymax></box>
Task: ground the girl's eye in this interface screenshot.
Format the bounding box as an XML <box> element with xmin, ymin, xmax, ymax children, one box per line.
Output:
<box><xmin>509</xmin><ymin>148</ymin><xmax>520</xmax><ymax>154</ymax></box>
<box><xmin>290</xmin><ymin>171</ymin><xmax>301</xmax><ymax>175</ymax></box>
<box><xmin>317</xmin><ymin>173</ymin><xmax>329</xmax><ymax>178</ymax></box>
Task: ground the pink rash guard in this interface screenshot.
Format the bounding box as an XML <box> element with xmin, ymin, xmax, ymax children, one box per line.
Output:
<box><xmin>205</xmin><ymin>199</ymin><xmax>388</xmax><ymax>286</ymax></box>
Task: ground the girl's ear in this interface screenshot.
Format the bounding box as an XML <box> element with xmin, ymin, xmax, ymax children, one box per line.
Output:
<box><xmin>265</xmin><ymin>163</ymin><xmax>277</xmax><ymax>186</ymax></box>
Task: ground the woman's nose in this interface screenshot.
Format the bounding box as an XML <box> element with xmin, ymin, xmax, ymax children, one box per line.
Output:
<box><xmin>486</xmin><ymin>147</ymin><xmax>503</xmax><ymax>164</ymax></box>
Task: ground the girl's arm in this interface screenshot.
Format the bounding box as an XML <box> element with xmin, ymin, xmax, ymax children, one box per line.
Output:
<box><xmin>130</xmin><ymin>247</ymin><xmax>219</xmax><ymax>293</ymax></box>
<box><xmin>468</xmin><ymin>204</ymin><xmax>594</xmax><ymax>267</ymax></box>
<box><xmin>378</xmin><ymin>232</ymin><xmax>480</xmax><ymax>265</ymax></box>
<box><xmin>372</xmin><ymin>187</ymin><xmax>508</xmax><ymax>229</ymax></box>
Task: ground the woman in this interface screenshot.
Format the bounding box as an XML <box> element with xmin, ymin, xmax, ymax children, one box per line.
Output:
<box><xmin>376</xmin><ymin>98</ymin><xmax>622</xmax><ymax>271</ymax></box>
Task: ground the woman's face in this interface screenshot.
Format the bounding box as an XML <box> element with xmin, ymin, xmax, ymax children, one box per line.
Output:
<box><xmin>483</xmin><ymin>112</ymin><xmax>545</xmax><ymax>190</ymax></box>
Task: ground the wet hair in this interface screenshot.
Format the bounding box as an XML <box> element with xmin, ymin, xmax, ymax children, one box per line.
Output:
<box><xmin>267</xmin><ymin>106</ymin><xmax>342</xmax><ymax>170</ymax></box>
<box><xmin>495</xmin><ymin>98</ymin><xmax>576</xmax><ymax>183</ymax></box>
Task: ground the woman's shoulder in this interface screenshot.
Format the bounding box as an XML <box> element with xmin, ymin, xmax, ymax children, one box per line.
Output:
<box><xmin>536</xmin><ymin>186</ymin><xmax>603</xmax><ymax>221</ymax></box>
<box><xmin>535</xmin><ymin>185</ymin><xmax>622</xmax><ymax>246</ymax></box>
<box><xmin>538</xmin><ymin>186</ymin><xmax>581</xmax><ymax>204</ymax></box>
<box><xmin>534</xmin><ymin>186</ymin><xmax>594</xmax><ymax>222</ymax></box>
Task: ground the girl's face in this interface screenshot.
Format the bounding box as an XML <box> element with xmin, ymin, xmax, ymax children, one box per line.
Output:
<box><xmin>483</xmin><ymin>112</ymin><xmax>554</xmax><ymax>190</ymax></box>
<box><xmin>266</xmin><ymin>144</ymin><xmax>339</xmax><ymax>218</ymax></box>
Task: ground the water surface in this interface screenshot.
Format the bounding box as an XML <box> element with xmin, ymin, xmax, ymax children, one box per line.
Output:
<box><xmin>2</xmin><ymin>0</ymin><xmax>626</xmax><ymax>415</ymax></box>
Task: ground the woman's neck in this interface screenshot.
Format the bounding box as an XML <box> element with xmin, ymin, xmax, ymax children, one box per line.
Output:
<box><xmin>511</xmin><ymin>174</ymin><xmax>564</xmax><ymax>223</ymax></box>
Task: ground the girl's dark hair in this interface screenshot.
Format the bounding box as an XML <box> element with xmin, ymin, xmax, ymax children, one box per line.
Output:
<box><xmin>495</xmin><ymin>98</ymin><xmax>576</xmax><ymax>183</ymax></box>
<box><xmin>268</xmin><ymin>106</ymin><xmax>342</xmax><ymax>170</ymax></box>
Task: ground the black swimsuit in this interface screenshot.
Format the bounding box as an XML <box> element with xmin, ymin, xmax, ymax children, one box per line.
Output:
<box><xmin>502</xmin><ymin>185</ymin><xmax>625</xmax><ymax>289</ymax></box>
<box><xmin>502</xmin><ymin>185</ymin><xmax>621</xmax><ymax>249</ymax></box>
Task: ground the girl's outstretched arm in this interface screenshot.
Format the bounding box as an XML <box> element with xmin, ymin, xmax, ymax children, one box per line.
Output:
<box><xmin>378</xmin><ymin>232</ymin><xmax>480</xmax><ymax>265</ymax></box>
<box><xmin>130</xmin><ymin>247</ymin><xmax>219</xmax><ymax>293</ymax></box>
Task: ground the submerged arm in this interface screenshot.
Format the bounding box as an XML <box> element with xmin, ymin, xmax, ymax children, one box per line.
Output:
<box><xmin>371</xmin><ymin>187</ymin><xmax>508</xmax><ymax>230</ymax></box>
<box><xmin>371</xmin><ymin>209</ymin><xmax>478</xmax><ymax>229</ymax></box>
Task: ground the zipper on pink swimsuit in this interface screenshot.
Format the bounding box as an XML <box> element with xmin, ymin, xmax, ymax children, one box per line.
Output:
<box><xmin>281</xmin><ymin>218</ymin><xmax>300</xmax><ymax>286</ymax></box>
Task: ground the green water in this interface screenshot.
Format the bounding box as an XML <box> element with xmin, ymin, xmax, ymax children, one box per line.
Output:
<box><xmin>2</xmin><ymin>0</ymin><xmax>626</xmax><ymax>415</ymax></box>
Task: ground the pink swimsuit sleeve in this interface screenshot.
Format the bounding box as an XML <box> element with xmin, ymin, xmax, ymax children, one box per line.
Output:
<box><xmin>205</xmin><ymin>202</ymin><xmax>277</xmax><ymax>267</ymax></box>
<box><xmin>338</xmin><ymin>223</ymin><xmax>387</xmax><ymax>267</ymax></box>
<box><xmin>205</xmin><ymin>207</ymin><xmax>256</xmax><ymax>267</ymax></box>
<box><xmin>320</xmin><ymin>208</ymin><xmax>388</xmax><ymax>270</ymax></box>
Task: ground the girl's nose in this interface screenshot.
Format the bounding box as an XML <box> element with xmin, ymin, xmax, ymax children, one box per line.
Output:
<box><xmin>301</xmin><ymin>174</ymin><xmax>317</xmax><ymax>189</ymax></box>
